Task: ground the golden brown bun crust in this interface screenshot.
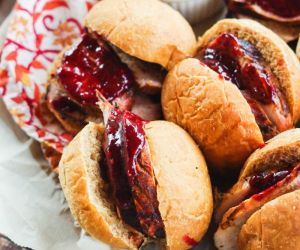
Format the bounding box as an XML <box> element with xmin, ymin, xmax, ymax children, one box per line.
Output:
<box><xmin>197</xmin><ymin>18</ymin><xmax>300</xmax><ymax>123</ymax></box>
<box><xmin>145</xmin><ymin>121</ymin><xmax>213</xmax><ymax>250</ymax></box>
<box><xmin>85</xmin><ymin>0</ymin><xmax>196</xmax><ymax>70</ymax></box>
<box><xmin>238</xmin><ymin>190</ymin><xmax>300</xmax><ymax>250</ymax></box>
<box><xmin>162</xmin><ymin>58</ymin><xmax>263</xmax><ymax>173</ymax></box>
<box><xmin>59</xmin><ymin>123</ymin><xmax>141</xmax><ymax>248</ymax></box>
<box><xmin>239</xmin><ymin>128</ymin><xmax>300</xmax><ymax>179</ymax></box>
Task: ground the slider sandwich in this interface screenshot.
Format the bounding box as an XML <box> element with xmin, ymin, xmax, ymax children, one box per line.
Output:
<box><xmin>215</xmin><ymin>128</ymin><xmax>300</xmax><ymax>250</ymax></box>
<box><xmin>59</xmin><ymin>100</ymin><xmax>213</xmax><ymax>249</ymax></box>
<box><xmin>46</xmin><ymin>0</ymin><xmax>196</xmax><ymax>134</ymax></box>
<box><xmin>162</xmin><ymin>19</ymin><xmax>300</xmax><ymax>177</ymax></box>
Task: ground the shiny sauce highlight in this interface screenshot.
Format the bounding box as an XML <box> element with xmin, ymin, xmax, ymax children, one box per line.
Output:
<box><xmin>57</xmin><ymin>34</ymin><xmax>134</xmax><ymax>106</ymax></box>
<box><xmin>102</xmin><ymin>108</ymin><xmax>165</xmax><ymax>238</ymax></box>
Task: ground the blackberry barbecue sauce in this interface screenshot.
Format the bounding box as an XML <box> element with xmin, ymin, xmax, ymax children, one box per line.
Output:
<box><xmin>249</xmin><ymin>168</ymin><xmax>291</xmax><ymax>194</ymax></box>
<box><xmin>196</xmin><ymin>33</ymin><xmax>292</xmax><ymax>140</ymax></box>
<box><xmin>57</xmin><ymin>34</ymin><xmax>134</xmax><ymax>106</ymax></box>
<box><xmin>102</xmin><ymin>108</ymin><xmax>141</xmax><ymax>230</ymax></box>
<box><xmin>102</xmin><ymin>108</ymin><xmax>165</xmax><ymax>238</ymax></box>
<box><xmin>249</xmin><ymin>163</ymin><xmax>300</xmax><ymax>200</ymax></box>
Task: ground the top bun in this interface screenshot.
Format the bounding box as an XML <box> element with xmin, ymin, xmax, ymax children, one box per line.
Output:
<box><xmin>162</xmin><ymin>57</ymin><xmax>263</xmax><ymax>174</ymax></box>
<box><xmin>85</xmin><ymin>0</ymin><xmax>196</xmax><ymax>70</ymax></box>
<box><xmin>145</xmin><ymin>121</ymin><xmax>213</xmax><ymax>250</ymax></box>
<box><xmin>239</xmin><ymin>128</ymin><xmax>300</xmax><ymax>180</ymax></box>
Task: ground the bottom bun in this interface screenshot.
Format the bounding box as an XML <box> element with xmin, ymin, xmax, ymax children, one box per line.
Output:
<box><xmin>238</xmin><ymin>189</ymin><xmax>300</xmax><ymax>250</ymax></box>
<box><xmin>59</xmin><ymin>121</ymin><xmax>213</xmax><ymax>249</ymax></box>
<box><xmin>59</xmin><ymin>123</ymin><xmax>143</xmax><ymax>249</ymax></box>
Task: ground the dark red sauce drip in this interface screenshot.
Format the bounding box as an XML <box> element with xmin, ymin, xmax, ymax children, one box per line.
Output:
<box><xmin>247</xmin><ymin>0</ymin><xmax>300</xmax><ymax>18</ymax></box>
<box><xmin>252</xmin><ymin>163</ymin><xmax>300</xmax><ymax>201</ymax></box>
<box><xmin>57</xmin><ymin>34</ymin><xmax>134</xmax><ymax>106</ymax></box>
<box><xmin>258</xmin><ymin>143</ymin><xmax>267</xmax><ymax>149</ymax></box>
<box><xmin>197</xmin><ymin>33</ymin><xmax>275</xmax><ymax>105</ymax></box>
<box><xmin>102</xmin><ymin>108</ymin><xmax>141</xmax><ymax>230</ymax></box>
<box><xmin>122</xmin><ymin>111</ymin><xmax>146</xmax><ymax>177</ymax></box>
<box><xmin>102</xmin><ymin>108</ymin><xmax>165</xmax><ymax>238</ymax></box>
<box><xmin>249</xmin><ymin>168</ymin><xmax>291</xmax><ymax>193</ymax></box>
<box><xmin>182</xmin><ymin>235</ymin><xmax>198</xmax><ymax>247</ymax></box>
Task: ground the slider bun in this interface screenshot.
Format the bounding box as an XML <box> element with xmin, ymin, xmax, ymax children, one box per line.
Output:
<box><xmin>162</xmin><ymin>18</ymin><xmax>300</xmax><ymax>172</ymax></box>
<box><xmin>85</xmin><ymin>0</ymin><xmax>196</xmax><ymax>70</ymax></box>
<box><xmin>162</xmin><ymin>57</ymin><xmax>263</xmax><ymax>173</ymax></box>
<box><xmin>238</xmin><ymin>189</ymin><xmax>300</xmax><ymax>250</ymax></box>
<box><xmin>59</xmin><ymin>121</ymin><xmax>213</xmax><ymax>249</ymax></box>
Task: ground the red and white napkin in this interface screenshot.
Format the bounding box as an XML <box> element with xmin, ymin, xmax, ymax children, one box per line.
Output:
<box><xmin>0</xmin><ymin>0</ymin><xmax>96</xmax><ymax>159</ymax></box>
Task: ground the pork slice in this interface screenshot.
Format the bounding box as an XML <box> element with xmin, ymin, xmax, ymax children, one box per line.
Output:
<box><xmin>100</xmin><ymin>103</ymin><xmax>165</xmax><ymax>238</ymax></box>
<box><xmin>47</xmin><ymin>75</ymin><xmax>135</xmax><ymax>134</ymax></box>
<box><xmin>237</xmin><ymin>44</ymin><xmax>292</xmax><ymax>139</ymax></box>
<box><xmin>129</xmin><ymin>138</ymin><xmax>165</xmax><ymax>238</ymax></box>
<box><xmin>113</xmin><ymin>46</ymin><xmax>166</xmax><ymax>95</ymax></box>
<box><xmin>131</xmin><ymin>93</ymin><xmax>162</xmax><ymax>121</ymax></box>
<box><xmin>215</xmin><ymin>182</ymin><xmax>251</xmax><ymax>223</ymax></box>
<box><xmin>46</xmin><ymin>79</ymin><xmax>90</xmax><ymax>133</ymax></box>
<box><xmin>214</xmin><ymin>167</ymin><xmax>300</xmax><ymax>250</ymax></box>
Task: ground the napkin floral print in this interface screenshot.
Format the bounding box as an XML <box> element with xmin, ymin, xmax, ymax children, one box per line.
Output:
<box><xmin>0</xmin><ymin>0</ymin><xmax>96</xmax><ymax>158</ymax></box>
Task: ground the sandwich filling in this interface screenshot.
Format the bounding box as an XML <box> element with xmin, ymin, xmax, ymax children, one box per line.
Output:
<box><xmin>215</xmin><ymin>163</ymin><xmax>300</xmax><ymax>249</ymax></box>
<box><xmin>227</xmin><ymin>0</ymin><xmax>300</xmax><ymax>23</ymax></box>
<box><xmin>248</xmin><ymin>166</ymin><xmax>294</xmax><ymax>197</ymax></box>
<box><xmin>101</xmin><ymin>107</ymin><xmax>165</xmax><ymax>238</ymax></box>
<box><xmin>217</xmin><ymin>162</ymin><xmax>300</xmax><ymax>220</ymax></box>
<box><xmin>47</xmin><ymin>33</ymin><xmax>165</xmax><ymax>132</ymax></box>
<box><xmin>57</xmin><ymin>33</ymin><xmax>135</xmax><ymax>106</ymax></box>
<box><xmin>196</xmin><ymin>33</ymin><xmax>292</xmax><ymax>140</ymax></box>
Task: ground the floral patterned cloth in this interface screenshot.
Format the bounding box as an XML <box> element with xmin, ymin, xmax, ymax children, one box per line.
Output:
<box><xmin>0</xmin><ymin>0</ymin><xmax>96</xmax><ymax>154</ymax></box>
